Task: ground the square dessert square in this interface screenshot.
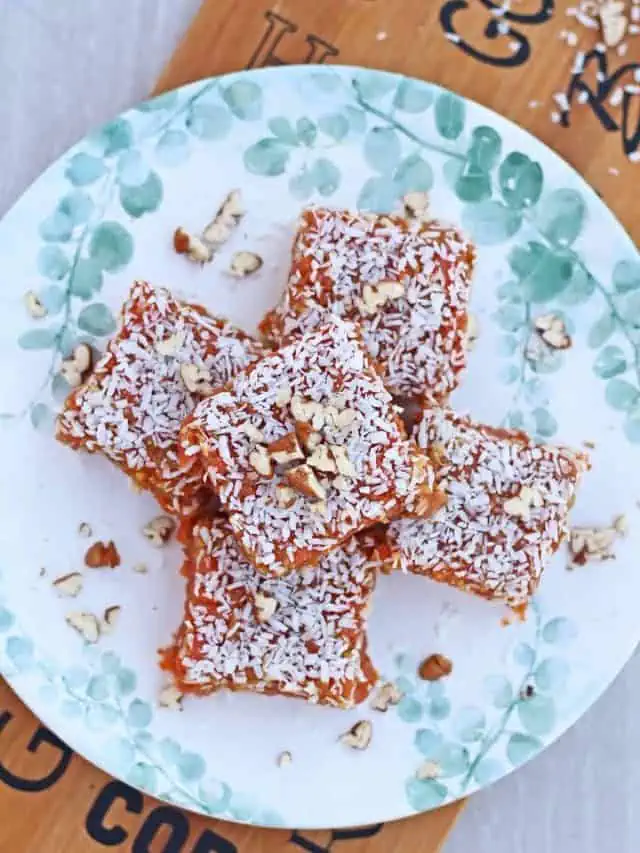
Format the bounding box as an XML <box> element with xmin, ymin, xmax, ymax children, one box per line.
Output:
<box><xmin>375</xmin><ymin>409</ymin><xmax>590</xmax><ymax>610</ymax></box>
<box><xmin>57</xmin><ymin>280</ymin><xmax>265</xmax><ymax>516</ymax></box>
<box><xmin>180</xmin><ymin>317</ymin><xmax>441</xmax><ymax>577</ymax></box>
<box><xmin>259</xmin><ymin>207</ymin><xmax>476</xmax><ymax>403</ymax></box>
<box><xmin>161</xmin><ymin>516</ymin><xmax>379</xmax><ymax>708</ymax></box>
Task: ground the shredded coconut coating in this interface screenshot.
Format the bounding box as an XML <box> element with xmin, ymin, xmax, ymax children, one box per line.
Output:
<box><xmin>161</xmin><ymin>516</ymin><xmax>379</xmax><ymax>708</ymax></box>
<box><xmin>56</xmin><ymin>281</ymin><xmax>264</xmax><ymax>516</ymax></box>
<box><xmin>180</xmin><ymin>318</ymin><xmax>441</xmax><ymax>577</ymax></box>
<box><xmin>259</xmin><ymin>207</ymin><xmax>476</xmax><ymax>402</ymax></box>
<box><xmin>379</xmin><ymin>409</ymin><xmax>590</xmax><ymax>609</ymax></box>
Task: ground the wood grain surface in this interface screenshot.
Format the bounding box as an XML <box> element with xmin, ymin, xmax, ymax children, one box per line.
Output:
<box><xmin>0</xmin><ymin>1</ymin><xmax>637</xmax><ymax>851</ymax></box>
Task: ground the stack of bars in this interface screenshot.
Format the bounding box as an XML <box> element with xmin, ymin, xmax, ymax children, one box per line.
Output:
<box><xmin>57</xmin><ymin>206</ymin><xmax>590</xmax><ymax>710</ymax></box>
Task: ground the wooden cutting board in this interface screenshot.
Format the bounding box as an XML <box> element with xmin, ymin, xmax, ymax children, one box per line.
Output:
<box><xmin>1</xmin><ymin>1</ymin><xmax>637</xmax><ymax>851</ymax></box>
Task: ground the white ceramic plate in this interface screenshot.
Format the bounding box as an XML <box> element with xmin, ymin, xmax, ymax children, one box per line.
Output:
<box><xmin>0</xmin><ymin>66</ymin><xmax>639</xmax><ymax>830</ymax></box>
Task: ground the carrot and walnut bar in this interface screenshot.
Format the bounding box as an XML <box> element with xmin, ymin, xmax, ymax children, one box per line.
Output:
<box><xmin>180</xmin><ymin>317</ymin><xmax>442</xmax><ymax>577</ymax></box>
<box><xmin>161</xmin><ymin>517</ymin><xmax>378</xmax><ymax>708</ymax></box>
<box><xmin>259</xmin><ymin>207</ymin><xmax>476</xmax><ymax>403</ymax></box>
<box><xmin>56</xmin><ymin>281</ymin><xmax>264</xmax><ymax>516</ymax></box>
<box><xmin>376</xmin><ymin>410</ymin><xmax>590</xmax><ymax>609</ymax></box>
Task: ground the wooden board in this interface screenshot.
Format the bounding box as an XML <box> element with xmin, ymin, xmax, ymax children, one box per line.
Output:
<box><xmin>1</xmin><ymin>1</ymin><xmax>638</xmax><ymax>851</ymax></box>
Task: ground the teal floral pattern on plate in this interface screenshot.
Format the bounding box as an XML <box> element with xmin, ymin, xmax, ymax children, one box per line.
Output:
<box><xmin>0</xmin><ymin>66</ymin><xmax>638</xmax><ymax>829</ymax></box>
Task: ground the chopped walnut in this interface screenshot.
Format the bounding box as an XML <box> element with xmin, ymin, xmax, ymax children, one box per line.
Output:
<box><xmin>84</xmin><ymin>540</ymin><xmax>120</xmax><ymax>569</ymax></box>
<box><xmin>371</xmin><ymin>681</ymin><xmax>403</xmax><ymax>712</ymax></box>
<box><xmin>66</xmin><ymin>611</ymin><xmax>101</xmax><ymax>644</ymax></box>
<box><xmin>402</xmin><ymin>191</ymin><xmax>429</xmax><ymax>220</ymax></box>
<box><xmin>503</xmin><ymin>486</ymin><xmax>544</xmax><ymax>521</ymax></box>
<box><xmin>249</xmin><ymin>445</ymin><xmax>274</xmax><ymax>477</ymax></box>
<box><xmin>295</xmin><ymin>421</ymin><xmax>322</xmax><ymax>452</ymax></box>
<box><xmin>275</xmin><ymin>485</ymin><xmax>297</xmax><ymax>508</ymax></box>
<box><xmin>416</xmin><ymin>760</ymin><xmax>441</xmax><ymax>780</ymax></box>
<box><xmin>25</xmin><ymin>290</ymin><xmax>47</xmax><ymax>319</ymax></box>
<box><xmin>339</xmin><ymin>720</ymin><xmax>372</xmax><ymax>750</ymax></box>
<box><xmin>180</xmin><ymin>363</ymin><xmax>214</xmax><ymax>396</ymax></box>
<box><xmin>202</xmin><ymin>189</ymin><xmax>244</xmax><ymax>247</ymax></box>
<box><xmin>329</xmin><ymin>445</ymin><xmax>356</xmax><ymax>478</ymax></box>
<box><xmin>291</xmin><ymin>396</ymin><xmax>325</xmax><ymax>429</ymax></box>
<box><xmin>332</xmin><ymin>408</ymin><xmax>358</xmax><ymax>430</ymax></box>
<box><xmin>142</xmin><ymin>516</ymin><xmax>176</xmax><ymax>547</ymax></box>
<box><xmin>255</xmin><ymin>592</ymin><xmax>278</xmax><ymax>623</ymax></box>
<box><xmin>229</xmin><ymin>251</ymin><xmax>263</xmax><ymax>277</ymax></box>
<box><xmin>360</xmin><ymin>280</ymin><xmax>405</xmax><ymax>314</ymax></box>
<box><xmin>267</xmin><ymin>432</ymin><xmax>305</xmax><ymax>466</ymax></box>
<box><xmin>52</xmin><ymin>573</ymin><xmax>84</xmax><ymax>598</ymax></box>
<box><xmin>534</xmin><ymin>314</ymin><xmax>571</xmax><ymax>350</ymax></box>
<box><xmin>158</xmin><ymin>684</ymin><xmax>184</xmax><ymax>710</ymax></box>
<box><xmin>173</xmin><ymin>227</ymin><xmax>213</xmax><ymax>263</ymax></box>
<box><xmin>307</xmin><ymin>444</ymin><xmax>338</xmax><ymax>474</ymax></box>
<box><xmin>277</xmin><ymin>750</ymin><xmax>293</xmax><ymax>768</ymax></box>
<box><xmin>285</xmin><ymin>464</ymin><xmax>326</xmax><ymax>500</ymax></box>
<box><xmin>568</xmin><ymin>516</ymin><xmax>625</xmax><ymax>566</ymax></box>
<box><xmin>102</xmin><ymin>606</ymin><xmax>121</xmax><ymax>633</ymax></box>
<box><xmin>240</xmin><ymin>422</ymin><xmax>265</xmax><ymax>443</ymax></box>
<box><xmin>418</xmin><ymin>653</ymin><xmax>453</xmax><ymax>681</ymax></box>
<box><xmin>60</xmin><ymin>343</ymin><xmax>93</xmax><ymax>388</ymax></box>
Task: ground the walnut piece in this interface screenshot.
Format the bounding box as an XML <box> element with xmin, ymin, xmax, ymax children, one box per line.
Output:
<box><xmin>202</xmin><ymin>189</ymin><xmax>244</xmax><ymax>247</ymax></box>
<box><xmin>276</xmin><ymin>485</ymin><xmax>297</xmax><ymax>509</ymax></box>
<box><xmin>102</xmin><ymin>606</ymin><xmax>121</xmax><ymax>634</ymax></box>
<box><xmin>329</xmin><ymin>445</ymin><xmax>356</xmax><ymax>478</ymax></box>
<box><xmin>295</xmin><ymin>422</ymin><xmax>322</xmax><ymax>452</ymax></box>
<box><xmin>416</xmin><ymin>760</ymin><xmax>441</xmax><ymax>780</ymax></box>
<box><xmin>229</xmin><ymin>251</ymin><xmax>263</xmax><ymax>277</ymax></box>
<box><xmin>371</xmin><ymin>681</ymin><xmax>403</xmax><ymax>712</ymax></box>
<box><xmin>534</xmin><ymin>313</ymin><xmax>571</xmax><ymax>350</ymax></box>
<box><xmin>239</xmin><ymin>422</ymin><xmax>265</xmax><ymax>443</ymax></box>
<box><xmin>402</xmin><ymin>190</ymin><xmax>429</xmax><ymax>220</ymax></box>
<box><xmin>249</xmin><ymin>445</ymin><xmax>274</xmax><ymax>477</ymax></box>
<box><xmin>255</xmin><ymin>592</ymin><xmax>278</xmax><ymax>623</ymax></box>
<box><xmin>568</xmin><ymin>517</ymin><xmax>625</xmax><ymax>566</ymax></box>
<box><xmin>25</xmin><ymin>290</ymin><xmax>47</xmax><ymax>319</ymax></box>
<box><xmin>142</xmin><ymin>516</ymin><xmax>176</xmax><ymax>547</ymax></box>
<box><xmin>158</xmin><ymin>684</ymin><xmax>184</xmax><ymax>710</ymax></box>
<box><xmin>418</xmin><ymin>653</ymin><xmax>453</xmax><ymax>681</ymax></box>
<box><xmin>173</xmin><ymin>227</ymin><xmax>213</xmax><ymax>263</ymax></box>
<box><xmin>66</xmin><ymin>612</ymin><xmax>101</xmax><ymax>644</ymax></box>
<box><xmin>503</xmin><ymin>485</ymin><xmax>544</xmax><ymax>521</ymax></box>
<box><xmin>84</xmin><ymin>540</ymin><xmax>121</xmax><ymax>569</ymax></box>
<box><xmin>52</xmin><ymin>573</ymin><xmax>84</xmax><ymax>598</ymax></box>
<box><xmin>307</xmin><ymin>444</ymin><xmax>337</xmax><ymax>474</ymax></box>
<box><xmin>60</xmin><ymin>343</ymin><xmax>93</xmax><ymax>388</ymax></box>
<box><xmin>339</xmin><ymin>720</ymin><xmax>372</xmax><ymax>750</ymax></box>
<box><xmin>277</xmin><ymin>750</ymin><xmax>293</xmax><ymax>768</ymax></box>
<box><xmin>285</xmin><ymin>464</ymin><xmax>326</xmax><ymax>500</ymax></box>
<box><xmin>267</xmin><ymin>432</ymin><xmax>305</xmax><ymax>466</ymax></box>
<box><xmin>180</xmin><ymin>363</ymin><xmax>214</xmax><ymax>396</ymax></box>
<box><xmin>291</xmin><ymin>396</ymin><xmax>325</xmax><ymax>429</ymax></box>
<box><xmin>360</xmin><ymin>280</ymin><xmax>405</xmax><ymax>314</ymax></box>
